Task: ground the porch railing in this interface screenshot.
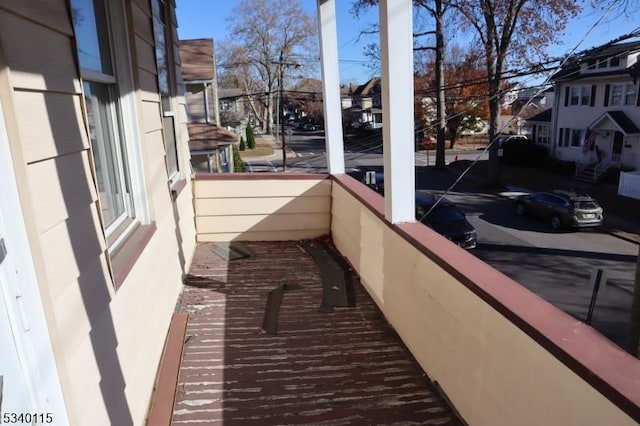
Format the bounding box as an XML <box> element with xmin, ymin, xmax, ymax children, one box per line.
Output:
<box><xmin>192</xmin><ymin>173</ymin><xmax>640</xmax><ymax>425</ymax></box>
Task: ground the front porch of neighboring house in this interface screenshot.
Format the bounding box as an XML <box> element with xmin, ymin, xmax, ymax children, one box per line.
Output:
<box><xmin>362</xmin><ymin>107</ymin><xmax>383</xmax><ymax>129</ymax></box>
<box><xmin>567</xmin><ymin>112</ymin><xmax>640</xmax><ymax>190</ymax></box>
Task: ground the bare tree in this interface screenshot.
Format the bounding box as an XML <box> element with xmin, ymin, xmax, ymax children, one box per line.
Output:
<box><xmin>287</xmin><ymin>78</ymin><xmax>324</xmax><ymax>124</ymax></box>
<box><xmin>453</xmin><ymin>0</ymin><xmax>580</xmax><ymax>186</ymax></box>
<box><xmin>223</xmin><ymin>0</ymin><xmax>317</xmax><ymax>134</ymax></box>
<box><xmin>352</xmin><ymin>0</ymin><xmax>451</xmax><ymax>169</ymax></box>
<box><xmin>218</xmin><ymin>44</ymin><xmax>267</xmax><ymax>129</ymax></box>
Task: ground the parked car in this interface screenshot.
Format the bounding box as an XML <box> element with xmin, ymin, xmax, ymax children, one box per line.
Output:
<box><xmin>302</xmin><ymin>123</ymin><xmax>316</xmax><ymax>131</ymax></box>
<box><xmin>415</xmin><ymin>191</ymin><xmax>477</xmax><ymax>250</ymax></box>
<box><xmin>496</xmin><ymin>134</ymin><xmax>528</xmax><ymax>147</ymax></box>
<box><xmin>359</xmin><ymin>171</ymin><xmax>477</xmax><ymax>249</ymax></box>
<box><xmin>514</xmin><ymin>190</ymin><xmax>603</xmax><ymax>230</ymax></box>
<box><xmin>501</xmin><ymin>137</ymin><xmax>549</xmax><ymax>166</ymax></box>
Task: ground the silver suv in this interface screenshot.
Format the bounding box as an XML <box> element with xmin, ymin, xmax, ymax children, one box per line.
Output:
<box><xmin>514</xmin><ymin>190</ymin><xmax>603</xmax><ymax>229</ymax></box>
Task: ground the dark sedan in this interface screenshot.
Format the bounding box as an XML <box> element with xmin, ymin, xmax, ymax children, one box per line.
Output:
<box><xmin>514</xmin><ymin>190</ymin><xmax>603</xmax><ymax>230</ymax></box>
<box><xmin>415</xmin><ymin>191</ymin><xmax>477</xmax><ymax>249</ymax></box>
<box><xmin>359</xmin><ymin>171</ymin><xmax>477</xmax><ymax>249</ymax></box>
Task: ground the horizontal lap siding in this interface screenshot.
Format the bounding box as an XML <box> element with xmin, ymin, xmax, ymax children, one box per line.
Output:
<box><xmin>0</xmin><ymin>11</ymin><xmax>79</xmax><ymax>93</ymax></box>
<box><xmin>331</xmin><ymin>178</ymin><xmax>635</xmax><ymax>426</ymax></box>
<box><xmin>0</xmin><ymin>6</ymin><xmax>108</xmax><ymax>425</ymax></box>
<box><xmin>194</xmin><ymin>178</ymin><xmax>332</xmax><ymax>241</ymax></box>
<box><xmin>39</xmin><ymin>205</ymin><xmax>107</xmax><ymax>300</ymax></box>
<box><xmin>115</xmin><ymin>0</ymin><xmax>196</xmax><ymax>422</ymax></box>
<box><xmin>13</xmin><ymin>91</ymin><xmax>88</xmax><ymax>163</ymax></box>
<box><xmin>26</xmin><ymin>150</ymin><xmax>97</xmax><ymax>233</ymax></box>
<box><xmin>1</xmin><ymin>1</ymin><xmax>196</xmax><ymax>425</ymax></box>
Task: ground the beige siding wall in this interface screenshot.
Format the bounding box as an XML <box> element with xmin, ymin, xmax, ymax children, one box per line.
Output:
<box><xmin>194</xmin><ymin>176</ymin><xmax>331</xmax><ymax>241</ymax></box>
<box><xmin>0</xmin><ymin>1</ymin><xmax>195</xmax><ymax>424</ymax></box>
<box><xmin>331</xmin><ymin>182</ymin><xmax>635</xmax><ymax>426</ymax></box>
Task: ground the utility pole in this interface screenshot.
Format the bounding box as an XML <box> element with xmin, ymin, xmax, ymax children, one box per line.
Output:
<box><xmin>278</xmin><ymin>50</ymin><xmax>287</xmax><ymax>171</ymax></box>
<box><xmin>272</xmin><ymin>52</ymin><xmax>299</xmax><ymax>172</ymax></box>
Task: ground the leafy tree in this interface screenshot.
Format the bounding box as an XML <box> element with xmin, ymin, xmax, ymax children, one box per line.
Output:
<box><xmin>224</xmin><ymin>0</ymin><xmax>317</xmax><ymax>134</ymax></box>
<box><xmin>453</xmin><ymin>0</ymin><xmax>580</xmax><ymax>185</ymax></box>
<box><xmin>352</xmin><ymin>0</ymin><xmax>452</xmax><ymax>169</ymax></box>
<box><xmin>239</xmin><ymin>136</ymin><xmax>246</xmax><ymax>151</ymax></box>
<box><xmin>417</xmin><ymin>47</ymin><xmax>490</xmax><ymax>149</ymax></box>
<box><xmin>233</xmin><ymin>150</ymin><xmax>246</xmax><ymax>172</ymax></box>
<box><xmin>246</xmin><ymin>123</ymin><xmax>256</xmax><ymax>149</ymax></box>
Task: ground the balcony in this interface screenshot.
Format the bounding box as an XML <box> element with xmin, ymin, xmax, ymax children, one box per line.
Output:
<box><xmin>148</xmin><ymin>172</ymin><xmax>640</xmax><ymax>425</ymax></box>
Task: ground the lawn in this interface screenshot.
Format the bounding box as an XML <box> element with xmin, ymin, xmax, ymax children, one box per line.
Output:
<box><xmin>238</xmin><ymin>137</ymin><xmax>275</xmax><ymax>158</ymax></box>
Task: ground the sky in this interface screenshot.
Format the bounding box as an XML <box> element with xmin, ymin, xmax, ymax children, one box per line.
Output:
<box><xmin>175</xmin><ymin>1</ymin><xmax>640</xmax><ymax>87</ymax></box>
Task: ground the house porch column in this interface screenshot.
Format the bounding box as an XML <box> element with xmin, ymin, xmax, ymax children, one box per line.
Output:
<box><xmin>317</xmin><ymin>0</ymin><xmax>345</xmax><ymax>174</ymax></box>
<box><xmin>380</xmin><ymin>0</ymin><xmax>415</xmax><ymax>223</ymax></box>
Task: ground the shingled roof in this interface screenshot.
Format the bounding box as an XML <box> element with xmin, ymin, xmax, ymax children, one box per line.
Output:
<box><xmin>179</xmin><ymin>38</ymin><xmax>215</xmax><ymax>81</ymax></box>
<box><xmin>353</xmin><ymin>77</ymin><xmax>381</xmax><ymax>96</ymax></box>
<box><xmin>187</xmin><ymin>123</ymin><xmax>237</xmax><ymax>152</ymax></box>
<box><xmin>551</xmin><ymin>41</ymin><xmax>640</xmax><ymax>82</ymax></box>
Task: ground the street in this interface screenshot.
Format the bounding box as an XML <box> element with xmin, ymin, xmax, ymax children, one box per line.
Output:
<box><xmin>251</xmin><ymin>129</ymin><xmax>487</xmax><ymax>173</ymax></box>
<box><xmin>244</xmin><ymin>130</ymin><xmax>639</xmax><ymax>350</ymax></box>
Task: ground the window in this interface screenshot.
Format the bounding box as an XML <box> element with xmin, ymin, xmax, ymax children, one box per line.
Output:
<box><xmin>72</xmin><ymin>0</ymin><xmax>148</xmax><ymax>245</ymax></box>
<box><xmin>83</xmin><ymin>82</ymin><xmax>129</xmax><ymax>227</ymax></box>
<box><xmin>610</xmin><ymin>83</ymin><xmax>637</xmax><ymax>106</ymax></box>
<box><xmin>596</xmin><ymin>56</ymin><xmax>620</xmax><ymax>69</ymax></box>
<box><xmin>585</xmin><ymin>56</ymin><xmax>621</xmax><ymax>71</ymax></box>
<box><xmin>559</xmin><ymin>128</ymin><xmax>583</xmax><ymax>148</ymax></box>
<box><xmin>610</xmin><ymin>84</ymin><xmax>623</xmax><ymax>105</ymax></box>
<box><xmin>625</xmin><ymin>84</ymin><xmax>638</xmax><ymax>105</ymax></box>
<box><xmin>536</xmin><ymin>125</ymin><xmax>550</xmax><ymax>145</ymax></box>
<box><xmin>569</xmin><ymin>86</ymin><xmax>591</xmax><ymax>106</ymax></box>
<box><xmin>152</xmin><ymin>0</ymin><xmax>180</xmax><ymax>181</ymax></box>
<box><xmin>570</xmin><ymin>129</ymin><xmax>582</xmax><ymax>147</ymax></box>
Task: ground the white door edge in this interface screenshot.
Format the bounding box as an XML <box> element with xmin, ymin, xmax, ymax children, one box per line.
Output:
<box><xmin>0</xmin><ymin>99</ymin><xmax>69</xmax><ymax>424</ymax></box>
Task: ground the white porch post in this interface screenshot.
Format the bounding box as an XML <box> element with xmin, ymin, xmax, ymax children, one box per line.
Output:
<box><xmin>317</xmin><ymin>0</ymin><xmax>345</xmax><ymax>174</ymax></box>
<box><xmin>379</xmin><ymin>0</ymin><xmax>415</xmax><ymax>223</ymax></box>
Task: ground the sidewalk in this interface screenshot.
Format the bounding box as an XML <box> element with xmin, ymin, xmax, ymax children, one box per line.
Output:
<box><xmin>449</xmin><ymin>160</ymin><xmax>640</xmax><ymax>244</ymax></box>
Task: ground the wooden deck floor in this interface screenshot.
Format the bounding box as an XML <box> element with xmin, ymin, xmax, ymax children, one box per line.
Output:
<box><xmin>171</xmin><ymin>241</ymin><xmax>463</xmax><ymax>425</ymax></box>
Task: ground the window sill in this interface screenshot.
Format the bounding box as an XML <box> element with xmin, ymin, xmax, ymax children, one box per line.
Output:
<box><xmin>110</xmin><ymin>222</ymin><xmax>157</xmax><ymax>290</ymax></box>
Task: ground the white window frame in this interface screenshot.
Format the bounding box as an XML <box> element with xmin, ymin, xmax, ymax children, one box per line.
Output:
<box><xmin>570</xmin><ymin>128</ymin><xmax>583</xmax><ymax>147</ymax></box>
<box><xmin>624</xmin><ymin>84</ymin><xmax>636</xmax><ymax>105</ymax></box>
<box><xmin>610</xmin><ymin>84</ymin><xmax>624</xmax><ymax>106</ymax></box>
<box><xmin>569</xmin><ymin>86</ymin><xmax>590</xmax><ymax>106</ymax></box>
<box><xmin>73</xmin><ymin>0</ymin><xmax>150</xmax><ymax>250</ymax></box>
<box><xmin>536</xmin><ymin>125</ymin><xmax>550</xmax><ymax>145</ymax></box>
<box><xmin>151</xmin><ymin>0</ymin><xmax>181</xmax><ymax>184</ymax></box>
<box><xmin>608</xmin><ymin>83</ymin><xmax>638</xmax><ymax>106</ymax></box>
<box><xmin>560</xmin><ymin>128</ymin><xmax>583</xmax><ymax>148</ymax></box>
